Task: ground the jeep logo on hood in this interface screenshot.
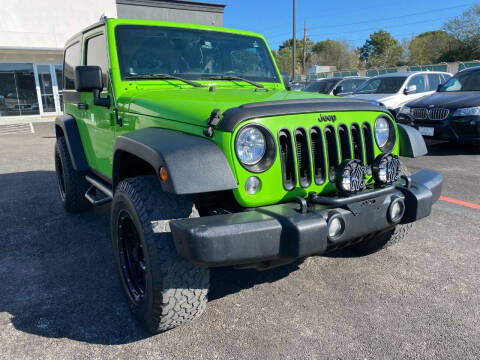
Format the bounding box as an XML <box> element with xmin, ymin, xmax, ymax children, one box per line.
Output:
<box><xmin>318</xmin><ymin>114</ymin><xmax>337</xmax><ymax>123</ymax></box>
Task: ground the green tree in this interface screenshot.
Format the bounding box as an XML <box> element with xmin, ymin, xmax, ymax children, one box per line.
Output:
<box><xmin>273</xmin><ymin>47</ymin><xmax>293</xmax><ymax>75</ymax></box>
<box><xmin>278</xmin><ymin>37</ymin><xmax>314</xmax><ymax>72</ymax></box>
<box><xmin>359</xmin><ymin>30</ymin><xmax>403</xmax><ymax>68</ymax></box>
<box><xmin>310</xmin><ymin>39</ymin><xmax>358</xmax><ymax>70</ymax></box>
<box><xmin>443</xmin><ymin>4</ymin><xmax>480</xmax><ymax>59</ymax></box>
<box><xmin>409</xmin><ymin>30</ymin><xmax>462</xmax><ymax>64</ymax></box>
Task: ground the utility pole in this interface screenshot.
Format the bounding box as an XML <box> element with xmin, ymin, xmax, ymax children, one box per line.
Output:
<box><xmin>302</xmin><ymin>20</ymin><xmax>307</xmax><ymax>75</ymax></box>
<box><xmin>292</xmin><ymin>0</ymin><xmax>296</xmax><ymax>82</ymax></box>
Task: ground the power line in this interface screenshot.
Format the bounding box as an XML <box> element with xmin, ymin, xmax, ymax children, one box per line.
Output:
<box><xmin>254</xmin><ymin>0</ymin><xmax>412</xmax><ymax>32</ymax></box>
<box><xmin>265</xmin><ymin>2</ymin><xmax>476</xmax><ymax>39</ymax></box>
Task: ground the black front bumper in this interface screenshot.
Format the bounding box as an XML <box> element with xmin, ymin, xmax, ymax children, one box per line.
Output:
<box><xmin>397</xmin><ymin>114</ymin><xmax>480</xmax><ymax>145</ymax></box>
<box><xmin>170</xmin><ymin>170</ymin><xmax>442</xmax><ymax>268</ymax></box>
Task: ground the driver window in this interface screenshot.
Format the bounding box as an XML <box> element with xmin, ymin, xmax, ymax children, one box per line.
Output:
<box><xmin>407</xmin><ymin>74</ymin><xmax>426</xmax><ymax>93</ymax></box>
<box><xmin>338</xmin><ymin>79</ymin><xmax>355</xmax><ymax>93</ymax></box>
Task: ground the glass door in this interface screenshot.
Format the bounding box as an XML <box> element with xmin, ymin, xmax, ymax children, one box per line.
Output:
<box><xmin>34</xmin><ymin>64</ymin><xmax>62</xmax><ymax>115</ymax></box>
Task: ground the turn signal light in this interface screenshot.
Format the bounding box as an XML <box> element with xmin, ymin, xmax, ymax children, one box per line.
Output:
<box><xmin>159</xmin><ymin>166</ymin><xmax>168</xmax><ymax>182</ymax></box>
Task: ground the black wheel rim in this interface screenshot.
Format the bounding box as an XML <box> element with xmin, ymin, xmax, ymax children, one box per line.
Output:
<box><xmin>117</xmin><ymin>210</ymin><xmax>146</xmax><ymax>302</ymax></box>
<box><xmin>55</xmin><ymin>150</ymin><xmax>66</xmax><ymax>201</ymax></box>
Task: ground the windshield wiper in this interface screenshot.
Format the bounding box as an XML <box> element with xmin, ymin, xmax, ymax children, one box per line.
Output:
<box><xmin>124</xmin><ymin>73</ymin><xmax>205</xmax><ymax>87</ymax></box>
<box><xmin>205</xmin><ymin>75</ymin><xmax>264</xmax><ymax>88</ymax></box>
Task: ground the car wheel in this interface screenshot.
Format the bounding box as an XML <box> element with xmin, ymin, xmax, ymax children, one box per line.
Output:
<box><xmin>111</xmin><ymin>175</ymin><xmax>209</xmax><ymax>333</ymax></box>
<box><xmin>54</xmin><ymin>137</ymin><xmax>91</xmax><ymax>213</ymax></box>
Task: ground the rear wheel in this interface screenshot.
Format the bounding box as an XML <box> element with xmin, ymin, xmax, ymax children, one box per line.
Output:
<box><xmin>54</xmin><ymin>137</ymin><xmax>91</xmax><ymax>213</ymax></box>
<box><xmin>111</xmin><ymin>175</ymin><xmax>209</xmax><ymax>333</ymax></box>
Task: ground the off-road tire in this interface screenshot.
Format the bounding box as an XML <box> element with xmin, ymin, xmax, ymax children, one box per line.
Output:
<box><xmin>54</xmin><ymin>137</ymin><xmax>91</xmax><ymax>213</ymax></box>
<box><xmin>111</xmin><ymin>175</ymin><xmax>209</xmax><ymax>333</ymax></box>
<box><xmin>350</xmin><ymin>163</ymin><xmax>412</xmax><ymax>255</ymax></box>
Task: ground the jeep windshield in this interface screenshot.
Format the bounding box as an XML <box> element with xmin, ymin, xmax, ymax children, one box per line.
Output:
<box><xmin>438</xmin><ymin>70</ymin><xmax>480</xmax><ymax>92</ymax></box>
<box><xmin>115</xmin><ymin>25</ymin><xmax>280</xmax><ymax>84</ymax></box>
<box><xmin>354</xmin><ymin>77</ymin><xmax>407</xmax><ymax>94</ymax></box>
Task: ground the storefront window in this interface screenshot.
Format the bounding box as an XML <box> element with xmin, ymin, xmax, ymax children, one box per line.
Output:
<box><xmin>0</xmin><ymin>63</ymin><xmax>39</xmax><ymax>116</ymax></box>
<box><xmin>55</xmin><ymin>64</ymin><xmax>63</xmax><ymax>110</ymax></box>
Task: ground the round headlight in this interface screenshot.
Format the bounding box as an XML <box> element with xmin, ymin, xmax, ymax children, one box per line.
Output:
<box><xmin>236</xmin><ymin>126</ymin><xmax>266</xmax><ymax>165</ymax></box>
<box><xmin>374</xmin><ymin>117</ymin><xmax>390</xmax><ymax>148</ymax></box>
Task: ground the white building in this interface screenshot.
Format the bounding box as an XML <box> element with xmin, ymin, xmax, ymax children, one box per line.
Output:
<box><xmin>0</xmin><ymin>0</ymin><xmax>224</xmax><ymax>119</ymax></box>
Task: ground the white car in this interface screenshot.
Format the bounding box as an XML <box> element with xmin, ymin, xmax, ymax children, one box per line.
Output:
<box><xmin>348</xmin><ymin>71</ymin><xmax>452</xmax><ymax>116</ymax></box>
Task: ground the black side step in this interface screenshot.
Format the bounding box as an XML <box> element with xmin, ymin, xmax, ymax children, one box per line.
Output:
<box><xmin>85</xmin><ymin>174</ymin><xmax>113</xmax><ymax>206</ymax></box>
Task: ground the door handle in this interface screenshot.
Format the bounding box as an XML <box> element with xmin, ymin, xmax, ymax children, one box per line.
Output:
<box><xmin>77</xmin><ymin>103</ymin><xmax>88</xmax><ymax>110</ymax></box>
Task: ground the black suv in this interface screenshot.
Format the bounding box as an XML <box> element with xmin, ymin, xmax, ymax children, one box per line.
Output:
<box><xmin>302</xmin><ymin>76</ymin><xmax>369</xmax><ymax>96</ymax></box>
<box><xmin>397</xmin><ymin>66</ymin><xmax>480</xmax><ymax>147</ymax></box>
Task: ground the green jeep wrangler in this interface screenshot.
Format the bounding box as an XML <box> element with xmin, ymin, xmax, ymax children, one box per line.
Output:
<box><xmin>54</xmin><ymin>18</ymin><xmax>442</xmax><ymax>333</ymax></box>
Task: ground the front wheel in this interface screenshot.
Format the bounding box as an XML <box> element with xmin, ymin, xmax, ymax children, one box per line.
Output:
<box><xmin>111</xmin><ymin>175</ymin><xmax>209</xmax><ymax>333</ymax></box>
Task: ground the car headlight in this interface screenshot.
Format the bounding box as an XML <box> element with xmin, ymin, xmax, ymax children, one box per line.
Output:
<box><xmin>453</xmin><ymin>107</ymin><xmax>480</xmax><ymax>117</ymax></box>
<box><xmin>399</xmin><ymin>105</ymin><xmax>411</xmax><ymax>115</ymax></box>
<box><xmin>236</xmin><ymin>126</ymin><xmax>266</xmax><ymax>165</ymax></box>
<box><xmin>374</xmin><ymin>116</ymin><xmax>396</xmax><ymax>152</ymax></box>
<box><xmin>235</xmin><ymin>125</ymin><xmax>276</xmax><ymax>174</ymax></box>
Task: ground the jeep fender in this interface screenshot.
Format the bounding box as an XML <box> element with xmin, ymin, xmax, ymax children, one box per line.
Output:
<box><xmin>397</xmin><ymin>123</ymin><xmax>428</xmax><ymax>158</ymax></box>
<box><xmin>113</xmin><ymin>128</ymin><xmax>237</xmax><ymax>194</ymax></box>
<box><xmin>55</xmin><ymin>115</ymin><xmax>89</xmax><ymax>171</ymax></box>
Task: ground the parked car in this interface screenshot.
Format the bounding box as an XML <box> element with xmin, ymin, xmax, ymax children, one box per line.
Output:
<box><xmin>289</xmin><ymin>82</ymin><xmax>306</xmax><ymax>91</ymax></box>
<box><xmin>397</xmin><ymin>66</ymin><xmax>480</xmax><ymax>147</ymax></box>
<box><xmin>348</xmin><ymin>71</ymin><xmax>452</xmax><ymax>116</ymax></box>
<box><xmin>302</xmin><ymin>76</ymin><xmax>369</xmax><ymax>96</ymax></box>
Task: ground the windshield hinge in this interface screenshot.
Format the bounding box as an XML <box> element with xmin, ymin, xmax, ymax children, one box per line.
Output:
<box><xmin>203</xmin><ymin>109</ymin><xmax>221</xmax><ymax>138</ymax></box>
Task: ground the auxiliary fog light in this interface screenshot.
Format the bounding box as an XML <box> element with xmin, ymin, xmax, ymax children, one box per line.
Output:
<box><xmin>335</xmin><ymin>159</ymin><xmax>367</xmax><ymax>195</ymax></box>
<box><xmin>327</xmin><ymin>212</ymin><xmax>345</xmax><ymax>241</ymax></box>
<box><xmin>373</xmin><ymin>153</ymin><xmax>401</xmax><ymax>185</ymax></box>
<box><xmin>388</xmin><ymin>197</ymin><xmax>405</xmax><ymax>223</ymax></box>
<box><xmin>245</xmin><ymin>176</ymin><xmax>261</xmax><ymax>194</ymax></box>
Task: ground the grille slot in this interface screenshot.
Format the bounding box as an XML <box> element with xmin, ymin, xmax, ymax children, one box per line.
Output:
<box><xmin>412</xmin><ymin>108</ymin><xmax>428</xmax><ymax>120</ymax></box>
<box><xmin>324</xmin><ymin>125</ymin><xmax>339</xmax><ymax>181</ymax></box>
<box><xmin>362</xmin><ymin>122</ymin><xmax>375</xmax><ymax>166</ymax></box>
<box><xmin>294</xmin><ymin>128</ymin><xmax>312</xmax><ymax>188</ymax></box>
<box><xmin>351</xmin><ymin>123</ymin><xmax>364</xmax><ymax>162</ymax></box>
<box><xmin>310</xmin><ymin>127</ymin><xmax>326</xmax><ymax>185</ymax></box>
<box><xmin>278</xmin><ymin>129</ymin><xmax>296</xmax><ymax>190</ymax></box>
<box><xmin>338</xmin><ymin>125</ymin><xmax>351</xmax><ymax>161</ymax></box>
<box><xmin>428</xmin><ymin>108</ymin><xmax>449</xmax><ymax>120</ymax></box>
<box><xmin>412</xmin><ymin>107</ymin><xmax>449</xmax><ymax>121</ymax></box>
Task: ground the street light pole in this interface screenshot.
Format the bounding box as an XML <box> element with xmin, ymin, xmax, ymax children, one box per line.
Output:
<box><xmin>292</xmin><ymin>0</ymin><xmax>296</xmax><ymax>83</ymax></box>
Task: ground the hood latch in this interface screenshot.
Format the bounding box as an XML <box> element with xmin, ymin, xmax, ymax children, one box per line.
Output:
<box><xmin>203</xmin><ymin>109</ymin><xmax>221</xmax><ymax>138</ymax></box>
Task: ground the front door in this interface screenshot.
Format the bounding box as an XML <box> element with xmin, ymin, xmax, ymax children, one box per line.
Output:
<box><xmin>76</xmin><ymin>29</ymin><xmax>116</xmax><ymax>179</ymax></box>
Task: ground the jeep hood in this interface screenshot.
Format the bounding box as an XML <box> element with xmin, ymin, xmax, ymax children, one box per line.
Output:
<box><xmin>124</xmin><ymin>87</ymin><xmax>332</xmax><ymax>128</ymax></box>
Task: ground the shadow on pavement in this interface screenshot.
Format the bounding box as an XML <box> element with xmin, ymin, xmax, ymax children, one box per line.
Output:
<box><xmin>425</xmin><ymin>140</ymin><xmax>478</xmax><ymax>156</ymax></box>
<box><xmin>0</xmin><ymin>170</ymin><xmax>300</xmax><ymax>345</ymax></box>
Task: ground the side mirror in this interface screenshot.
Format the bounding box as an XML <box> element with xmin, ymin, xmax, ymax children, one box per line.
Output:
<box><xmin>333</xmin><ymin>85</ymin><xmax>343</xmax><ymax>95</ymax></box>
<box><xmin>281</xmin><ymin>73</ymin><xmax>291</xmax><ymax>90</ymax></box>
<box><xmin>75</xmin><ymin>66</ymin><xmax>110</xmax><ymax>108</ymax></box>
<box><xmin>404</xmin><ymin>85</ymin><xmax>417</xmax><ymax>95</ymax></box>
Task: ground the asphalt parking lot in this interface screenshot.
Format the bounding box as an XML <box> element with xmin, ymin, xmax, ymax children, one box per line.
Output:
<box><xmin>0</xmin><ymin>122</ymin><xmax>479</xmax><ymax>359</ymax></box>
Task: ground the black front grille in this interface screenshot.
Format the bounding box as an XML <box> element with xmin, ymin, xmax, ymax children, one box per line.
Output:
<box><xmin>412</xmin><ymin>107</ymin><xmax>450</xmax><ymax>121</ymax></box>
<box><xmin>278</xmin><ymin>122</ymin><xmax>375</xmax><ymax>190</ymax></box>
<box><xmin>412</xmin><ymin>108</ymin><xmax>428</xmax><ymax>120</ymax></box>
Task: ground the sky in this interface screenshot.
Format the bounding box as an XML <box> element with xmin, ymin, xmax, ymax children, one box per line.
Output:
<box><xmin>221</xmin><ymin>0</ymin><xmax>479</xmax><ymax>51</ymax></box>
